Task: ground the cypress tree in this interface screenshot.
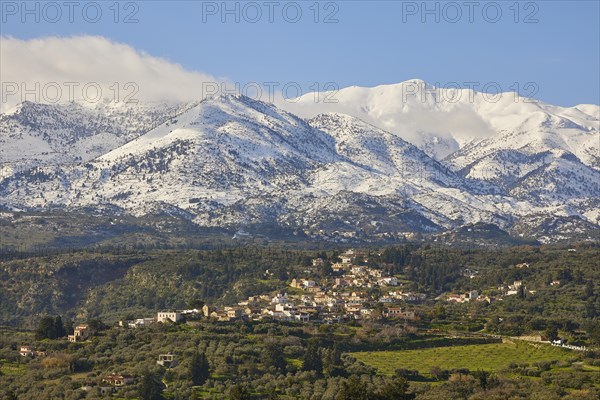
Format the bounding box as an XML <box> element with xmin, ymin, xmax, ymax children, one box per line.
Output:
<box><xmin>301</xmin><ymin>340</ymin><xmax>323</xmax><ymax>374</ymax></box>
<box><xmin>190</xmin><ymin>352</ymin><xmax>210</xmax><ymax>385</ymax></box>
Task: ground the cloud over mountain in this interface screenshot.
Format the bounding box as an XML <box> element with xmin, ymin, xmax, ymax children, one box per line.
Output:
<box><xmin>0</xmin><ymin>35</ymin><xmax>223</xmax><ymax>112</ymax></box>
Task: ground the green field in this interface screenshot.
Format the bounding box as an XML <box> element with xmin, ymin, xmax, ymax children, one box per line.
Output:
<box><xmin>0</xmin><ymin>359</ymin><xmax>27</xmax><ymax>376</ymax></box>
<box><xmin>353</xmin><ymin>340</ymin><xmax>575</xmax><ymax>376</ymax></box>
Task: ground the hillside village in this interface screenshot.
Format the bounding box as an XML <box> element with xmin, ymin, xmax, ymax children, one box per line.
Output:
<box><xmin>8</xmin><ymin>245</ymin><xmax>599</xmax><ymax>399</ymax></box>
<box><xmin>116</xmin><ymin>250</ymin><xmax>424</xmax><ymax>325</ymax></box>
<box><xmin>116</xmin><ymin>249</ymin><xmax>545</xmax><ymax>326</ymax></box>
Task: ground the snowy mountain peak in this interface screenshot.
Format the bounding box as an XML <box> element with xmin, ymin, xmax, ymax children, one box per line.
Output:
<box><xmin>1</xmin><ymin>88</ymin><xmax>598</xmax><ymax>243</ymax></box>
<box><xmin>280</xmin><ymin>80</ymin><xmax>599</xmax><ymax>164</ymax></box>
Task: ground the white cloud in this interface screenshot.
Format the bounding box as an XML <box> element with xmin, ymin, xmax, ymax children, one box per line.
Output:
<box><xmin>276</xmin><ymin>82</ymin><xmax>498</xmax><ymax>159</ymax></box>
<box><xmin>0</xmin><ymin>35</ymin><xmax>224</xmax><ymax>112</ymax></box>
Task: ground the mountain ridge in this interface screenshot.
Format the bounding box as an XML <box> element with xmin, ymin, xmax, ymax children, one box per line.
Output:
<box><xmin>1</xmin><ymin>87</ymin><xmax>598</xmax><ymax>243</ymax></box>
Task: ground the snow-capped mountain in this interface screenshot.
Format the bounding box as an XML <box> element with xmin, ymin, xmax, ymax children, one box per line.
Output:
<box><xmin>281</xmin><ymin>80</ymin><xmax>600</xmax><ymax>237</ymax></box>
<box><xmin>0</xmin><ymin>86</ymin><xmax>598</xmax><ymax>243</ymax></box>
<box><xmin>282</xmin><ymin>80</ymin><xmax>599</xmax><ymax>164</ymax></box>
<box><xmin>0</xmin><ymin>99</ymin><xmax>194</xmax><ymax>176</ymax></box>
<box><xmin>308</xmin><ymin>113</ymin><xmax>462</xmax><ymax>190</ymax></box>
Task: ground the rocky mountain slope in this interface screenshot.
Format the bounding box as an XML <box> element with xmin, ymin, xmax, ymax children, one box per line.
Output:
<box><xmin>0</xmin><ymin>99</ymin><xmax>194</xmax><ymax>176</ymax></box>
<box><xmin>0</xmin><ymin>86</ymin><xmax>598</xmax><ymax>243</ymax></box>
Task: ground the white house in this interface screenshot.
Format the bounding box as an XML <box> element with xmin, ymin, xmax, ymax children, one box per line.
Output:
<box><xmin>157</xmin><ymin>353</ymin><xmax>178</xmax><ymax>368</ymax></box>
<box><xmin>19</xmin><ymin>346</ymin><xmax>34</xmax><ymax>357</ymax></box>
<box><xmin>68</xmin><ymin>324</ymin><xmax>90</xmax><ymax>342</ymax></box>
<box><xmin>303</xmin><ymin>279</ymin><xmax>316</xmax><ymax>288</ymax></box>
<box><xmin>271</xmin><ymin>293</ymin><xmax>290</xmax><ymax>304</ymax></box>
<box><xmin>157</xmin><ymin>312</ymin><xmax>182</xmax><ymax>323</ymax></box>
<box><xmin>127</xmin><ymin>318</ymin><xmax>156</xmax><ymax>328</ymax></box>
<box><xmin>378</xmin><ymin>277</ymin><xmax>398</xmax><ymax>286</ymax></box>
<box><xmin>340</xmin><ymin>256</ymin><xmax>353</xmax><ymax>264</ymax></box>
<box><xmin>294</xmin><ymin>313</ymin><xmax>310</xmax><ymax>322</ymax></box>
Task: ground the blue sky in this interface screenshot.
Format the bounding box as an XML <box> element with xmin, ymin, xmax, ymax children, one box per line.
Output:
<box><xmin>1</xmin><ymin>0</ymin><xmax>599</xmax><ymax>106</ymax></box>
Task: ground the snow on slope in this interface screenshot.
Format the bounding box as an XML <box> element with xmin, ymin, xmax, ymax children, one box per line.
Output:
<box><xmin>281</xmin><ymin>80</ymin><xmax>599</xmax><ymax>166</ymax></box>
<box><xmin>307</xmin><ymin>112</ymin><xmax>464</xmax><ymax>195</ymax></box>
<box><xmin>280</xmin><ymin>80</ymin><xmax>496</xmax><ymax>160</ymax></box>
<box><xmin>1</xmin><ymin>95</ymin><xmax>341</xmax><ymax>217</ymax></box>
<box><xmin>0</xmin><ymin>91</ymin><xmax>598</xmax><ymax>242</ymax></box>
<box><xmin>0</xmin><ymin>99</ymin><xmax>194</xmax><ymax>171</ymax></box>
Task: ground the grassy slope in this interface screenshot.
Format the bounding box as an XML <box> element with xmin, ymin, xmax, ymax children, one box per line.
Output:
<box><xmin>352</xmin><ymin>340</ymin><xmax>575</xmax><ymax>376</ymax></box>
